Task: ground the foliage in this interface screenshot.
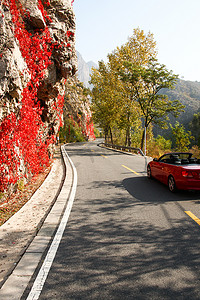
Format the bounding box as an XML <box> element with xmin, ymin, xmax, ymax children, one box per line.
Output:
<box><xmin>190</xmin><ymin>145</ymin><xmax>200</xmax><ymax>159</ymax></box>
<box><xmin>147</xmin><ymin>134</ymin><xmax>172</xmax><ymax>158</ymax></box>
<box><xmin>170</xmin><ymin>122</ymin><xmax>194</xmax><ymax>151</ymax></box>
<box><xmin>107</xmin><ymin>28</ymin><xmax>157</xmax><ymax>146</ymax></box>
<box><xmin>117</xmin><ymin>56</ymin><xmax>184</xmax><ymax>149</ymax></box>
<box><xmin>63</xmin><ymin>78</ymin><xmax>96</xmax><ymax>141</ymax></box>
<box><xmin>90</xmin><ymin>28</ymin><xmax>184</xmax><ymax>150</ymax></box>
<box><xmin>93</xmin><ymin>127</ymin><xmax>101</xmax><ymax>138</ymax></box>
<box><xmin>90</xmin><ymin>61</ymin><xmax>123</xmax><ymax>143</ymax></box>
<box><xmin>189</xmin><ymin>113</ymin><xmax>200</xmax><ymax>146</ymax></box>
<box><xmin>17</xmin><ymin>179</ymin><xmax>25</xmax><ymax>192</ymax></box>
<box><xmin>155</xmin><ymin>135</ymin><xmax>172</xmax><ymax>151</ymax></box>
<box><xmin>59</xmin><ymin>117</ymin><xmax>85</xmax><ymax>143</ymax></box>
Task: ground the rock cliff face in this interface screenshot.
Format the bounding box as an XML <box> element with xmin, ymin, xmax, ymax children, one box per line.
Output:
<box><xmin>0</xmin><ymin>0</ymin><xmax>77</xmax><ymax>195</ymax></box>
<box><xmin>63</xmin><ymin>77</ymin><xmax>95</xmax><ymax>141</ymax></box>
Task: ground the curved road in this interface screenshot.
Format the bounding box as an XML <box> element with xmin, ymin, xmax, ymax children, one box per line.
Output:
<box><xmin>27</xmin><ymin>140</ymin><xmax>200</xmax><ymax>299</ymax></box>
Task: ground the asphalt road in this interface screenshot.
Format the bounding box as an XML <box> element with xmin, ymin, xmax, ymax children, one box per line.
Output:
<box><xmin>27</xmin><ymin>140</ymin><xmax>200</xmax><ymax>299</ymax></box>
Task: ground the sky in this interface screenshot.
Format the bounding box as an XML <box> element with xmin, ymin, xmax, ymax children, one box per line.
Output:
<box><xmin>73</xmin><ymin>0</ymin><xmax>200</xmax><ymax>82</ymax></box>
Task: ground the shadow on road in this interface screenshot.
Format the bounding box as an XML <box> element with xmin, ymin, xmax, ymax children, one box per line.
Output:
<box><xmin>34</xmin><ymin>143</ymin><xmax>200</xmax><ymax>300</ymax></box>
<box><xmin>123</xmin><ymin>176</ymin><xmax>200</xmax><ymax>203</ymax></box>
<box><xmin>37</xmin><ymin>188</ymin><xmax>200</xmax><ymax>300</ymax></box>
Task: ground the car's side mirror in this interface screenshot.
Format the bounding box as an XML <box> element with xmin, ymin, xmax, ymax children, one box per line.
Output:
<box><xmin>153</xmin><ymin>158</ymin><xmax>158</xmax><ymax>162</ymax></box>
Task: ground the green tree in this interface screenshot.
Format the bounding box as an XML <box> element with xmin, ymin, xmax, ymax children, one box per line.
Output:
<box><xmin>90</xmin><ymin>28</ymin><xmax>184</xmax><ymax>150</ymax></box>
<box><xmin>118</xmin><ymin>57</ymin><xmax>184</xmax><ymax>150</ymax></box>
<box><xmin>189</xmin><ymin>112</ymin><xmax>200</xmax><ymax>146</ymax></box>
<box><xmin>170</xmin><ymin>122</ymin><xmax>194</xmax><ymax>151</ymax></box>
<box><xmin>59</xmin><ymin>118</ymin><xmax>85</xmax><ymax>143</ymax></box>
<box><xmin>90</xmin><ymin>60</ymin><xmax>139</xmax><ymax>146</ymax></box>
<box><xmin>155</xmin><ymin>135</ymin><xmax>172</xmax><ymax>151</ymax></box>
<box><xmin>90</xmin><ymin>61</ymin><xmax>121</xmax><ymax>143</ymax></box>
<box><xmin>107</xmin><ymin>28</ymin><xmax>157</xmax><ymax>146</ymax></box>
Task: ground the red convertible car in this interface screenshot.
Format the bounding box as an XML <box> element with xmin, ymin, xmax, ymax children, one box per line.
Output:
<box><xmin>147</xmin><ymin>152</ymin><xmax>200</xmax><ymax>192</ymax></box>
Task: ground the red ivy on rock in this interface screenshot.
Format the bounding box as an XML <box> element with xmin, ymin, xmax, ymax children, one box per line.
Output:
<box><xmin>0</xmin><ymin>0</ymin><xmax>74</xmax><ymax>193</ymax></box>
<box><xmin>85</xmin><ymin>114</ymin><xmax>96</xmax><ymax>140</ymax></box>
<box><xmin>75</xmin><ymin>112</ymin><xmax>96</xmax><ymax>140</ymax></box>
<box><xmin>38</xmin><ymin>0</ymin><xmax>52</xmax><ymax>23</ymax></box>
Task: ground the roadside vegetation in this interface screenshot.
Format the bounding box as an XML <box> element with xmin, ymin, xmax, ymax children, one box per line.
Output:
<box><xmin>90</xmin><ymin>28</ymin><xmax>200</xmax><ymax>158</ymax></box>
<box><xmin>59</xmin><ymin>79</ymin><xmax>96</xmax><ymax>144</ymax></box>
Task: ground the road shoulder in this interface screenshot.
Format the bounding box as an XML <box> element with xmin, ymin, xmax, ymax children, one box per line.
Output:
<box><xmin>0</xmin><ymin>146</ymin><xmax>67</xmax><ymax>296</ymax></box>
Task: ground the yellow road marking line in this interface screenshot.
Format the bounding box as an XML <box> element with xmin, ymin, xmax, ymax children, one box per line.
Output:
<box><xmin>91</xmin><ymin>150</ymin><xmax>107</xmax><ymax>158</ymax></box>
<box><xmin>185</xmin><ymin>211</ymin><xmax>200</xmax><ymax>226</ymax></box>
<box><xmin>122</xmin><ymin>165</ymin><xmax>139</xmax><ymax>175</ymax></box>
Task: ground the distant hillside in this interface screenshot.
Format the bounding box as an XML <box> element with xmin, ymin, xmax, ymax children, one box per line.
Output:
<box><xmin>76</xmin><ymin>51</ymin><xmax>98</xmax><ymax>88</ymax></box>
<box><xmin>161</xmin><ymin>79</ymin><xmax>200</xmax><ymax>127</ymax></box>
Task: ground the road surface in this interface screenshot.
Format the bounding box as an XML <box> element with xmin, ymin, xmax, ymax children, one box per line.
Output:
<box><xmin>25</xmin><ymin>140</ymin><xmax>200</xmax><ymax>299</ymax></box>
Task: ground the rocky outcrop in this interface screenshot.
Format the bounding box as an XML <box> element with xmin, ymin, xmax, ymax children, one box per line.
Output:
<box><xmin>0</xmin><ymin>0</ymin><xmax>76</xmax><ymax>116</ymax></box>
<box><xmin>0</xmin><ymin>0</ymin><xmax>77</xmax><ymax>195</ymax></box>
<box><xmin>63</xmin><ymin>77</ymin><xmax>95</xmax><ymax>140</ymax></box>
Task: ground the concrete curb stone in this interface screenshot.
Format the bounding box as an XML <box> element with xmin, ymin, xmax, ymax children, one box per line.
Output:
<box><xmin>0</xmin><ymin>145</ymin><xmax>73</xmax><ymax>299</ymax></box>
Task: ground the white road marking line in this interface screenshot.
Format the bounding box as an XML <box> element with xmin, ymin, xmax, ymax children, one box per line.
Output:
<box><xmin>26</xmin><ymin>146</ymin><xmax>77</xmax><ymax>300</ymax></box>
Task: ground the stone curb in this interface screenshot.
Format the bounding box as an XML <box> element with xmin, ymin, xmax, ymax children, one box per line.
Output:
<box><xmin>0</xmin><ymin>145</ymin><xmax>73</xmax><ymax>300</ymax></box>
<box><xmin>0</xmin><ymin>149</ymin><xmax>63</xmax><ymax>287</ymax></box>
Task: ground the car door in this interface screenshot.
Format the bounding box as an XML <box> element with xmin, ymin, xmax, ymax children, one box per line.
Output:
<box><xmin>153</xmin><ymin>161</ymin><xmax>164</xmax><ymax>180</ymax></box>
<box><xmin>156</xmin><ymin>154</ymin><xmax>171</xmax><ymax>182</ymax></box>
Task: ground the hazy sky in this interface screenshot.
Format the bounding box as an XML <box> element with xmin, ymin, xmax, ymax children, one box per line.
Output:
<box><xmin>73</xmin><ymin>0</ymin><xmax>200</xmax><ymax>82</ymax></box>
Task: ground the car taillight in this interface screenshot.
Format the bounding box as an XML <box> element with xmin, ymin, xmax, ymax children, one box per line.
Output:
<box><xmin>182</xmin><ymin>170</ymin><xmax>193</xmax><ymax>178</ymax></box>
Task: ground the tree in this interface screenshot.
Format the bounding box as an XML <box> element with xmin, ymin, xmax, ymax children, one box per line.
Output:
<box><xmin>90</xmin><ymin>58</ymin><xmax>140</xmax><ymax>146</ymax></box>
<box><xmin>155</xmin><ymin>135</ymin><xmax>172</xmax><ymax>151</ymax></box>
<box><xmin>90</xmin><ymin>61</ymin><xmax>121</xmax><ymax>143</ymax></box>
<box><xmin>189</xmin><ymin>113</ymin><xmax>200</xmax><ymax>146</ymax></box>
<box><xmin>107</xmin><ymin>28</ymin><xmax>157</xmax><ymax>146</ymax></box>
<box><xmin>170</xmin><ymin>122</ymin><xmax>194</xmax><ymax>151</ymax></box>
<box><xmin>118</xmin><ymin>57</ymin><xmax>184</xmax><ymax>150</ymax></box>
<box><xmin>90</xmin><ymin>28</ymin><xmax>184</xmax><ymax>150</ymax></box>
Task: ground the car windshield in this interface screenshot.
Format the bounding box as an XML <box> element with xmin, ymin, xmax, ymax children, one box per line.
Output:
<box><xmin>178</xmin><ymin>153</ymin><xmax>191</xmax><ymax>159</ymax></box>
<box><xmin>158</xmin><ymin>153</ymin><xmax>197</xmax><ymax>165</ymax></box>
<box><xmin>159</xmin><ymin>154</ymin><xmax>171</xmax><ymax>163</ymax></box>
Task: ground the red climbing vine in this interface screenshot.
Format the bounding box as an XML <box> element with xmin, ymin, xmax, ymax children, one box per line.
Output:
<box><xmin>0</xmin><ymin>0</ymin><xmax>74</xmax><ymax>193</ymax></box>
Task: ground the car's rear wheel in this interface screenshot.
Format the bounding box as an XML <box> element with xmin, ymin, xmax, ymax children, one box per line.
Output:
<box><xmin>147</xmin><ymin>165</ymin><xmax>152</xmax><ymax>179</ymax></box>
<box><xmin>168</xmin><ymin>175</ymin><xmax>176</xmax><ymax>192</ymax></box>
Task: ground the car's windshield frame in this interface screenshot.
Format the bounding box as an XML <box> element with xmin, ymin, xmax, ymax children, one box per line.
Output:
<box><xmin>158</xmin><ymin>152</ymin><xmax>193</xmax><ymax>163</ymax></box>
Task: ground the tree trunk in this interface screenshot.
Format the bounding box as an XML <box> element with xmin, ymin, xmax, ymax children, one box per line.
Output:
<box><xmin>125</xmin><ymin>127</ymin><xmax>131</xmax><ymax>147</ymax></box>
<box><xmin>125</xmin><ymin>111</ymin><xmax>131</xmax><ymax>147</ymax></box>
<box><xmin>140</xmin><ymin>129</ymin><xmax>145</xmax><ymax>151</ymax></box>
<box><xmin>105</xmin><ymin>133</ymin><xmax>107</xmax><ymax>143</ymax></box>
<box><xmin>127</xmin><ymin>126</ymin><xmax>131</xmax><ymax>147</ymax></box>
<box><xmin>140</xmin><ymin>126</ymin><xmax>147</xmax><ymax>154</ymax></box>
<box><xmin>125</xmin><ymin>131</ymin><xmax>128</xmax><ymax>146</ymax></box>
<box><xmin>109</xmin><ymin>126</ymin><xmax>113</xmax><ymax>144</ymax></box>
<box><xmin>105</xmin><ymin>127</ymin><xmax>108</xmax><ymax>143</ymax></box>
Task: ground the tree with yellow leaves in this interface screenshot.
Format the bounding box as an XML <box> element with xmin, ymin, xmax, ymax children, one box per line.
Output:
<box><xmin>90</xmin><ymin>28</ymin><xmax>184</xmax><ymax>150</ymax></box>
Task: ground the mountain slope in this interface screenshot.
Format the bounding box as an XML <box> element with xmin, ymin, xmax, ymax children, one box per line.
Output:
<box><xmin>162</xmin><ymin>79</ymin><xmax>200</xmax><ymax>127</ymax></box>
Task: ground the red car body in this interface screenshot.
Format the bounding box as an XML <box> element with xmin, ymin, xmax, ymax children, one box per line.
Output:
<box><xmin>147</xmin><ymin>152</ymin><xmax>200</xmax><ymax>192</ymax></box>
